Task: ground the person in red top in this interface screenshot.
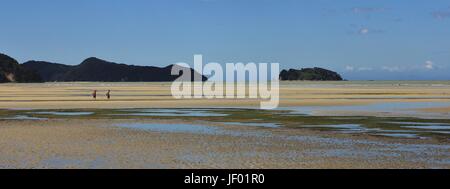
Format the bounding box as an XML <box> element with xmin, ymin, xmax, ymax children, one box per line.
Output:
<box><xmin>92</xmin><ymin>90</ymin><xmax>97</xmax><ymax>100</ymax></box>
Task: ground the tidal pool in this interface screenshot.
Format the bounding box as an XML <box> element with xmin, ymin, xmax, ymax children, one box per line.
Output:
<box><xmin>221</xmin><ymin>122</ymin><xmax>280</xmax><ymax>128</ymax></box>
<box><xmin>387</xmin><ymin>122</ymin><xmax>450</xmax><ymax>126</ymax></box>
<box><xmin>401</xmin><ymin>125</ymin><xmax>450</xmax><ymax>130</ymax></box>
<box><xmin>115</xmin><ymin>122</ymin><xmax>272</xmax><ymax>138</ymax></box>
<box><xmin>279</xmin><ymin>101</ymin><xmax>450</xmax><ymax>118</ymax></box>
<box><xmin>116</xmin><ymin>109</ymin><xmax>228</xmax><ymax>117</ymax></box>
<box><xmin>3</xmin><ymin>107</ymin><xmax>448</xmax><ymax>139</ymax></box>
<box><xmin>116</xmin><ymin>123</ymin><xmax>222</xmax><ymax>135</ymax></box>
<box><xmin>300</xmin><ymin>124</ymin><xmax>375</xmax><ymax>133</ymax></box>
<box><xmin>33</xmin><ymin>111</ymin><xmax>94</xmax><ymax>116</ymax></box>
<box><xmin>373</xmin><ymin>133</ymin><xmax>420</xmax><ymax>139</ymax></box>
<box><xmin>0</xmin><ymin>115</ymin><xmax>47</xmax><ymax>120</ymax></box>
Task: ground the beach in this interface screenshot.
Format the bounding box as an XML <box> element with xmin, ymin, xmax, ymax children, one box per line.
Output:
<box><xmin>1</xmin><ymin>118</ymin><xmax>448</xmax><ymax>169</ymax></box>
<box><xmin>0</xmin><ymin>81</ymin><xmax>449</xmax><ymax>168</ymax></box>
<box><xmin>0</xmin><ymin>81</ymin><xmax>450</xmax><ymax>109</ymax></box>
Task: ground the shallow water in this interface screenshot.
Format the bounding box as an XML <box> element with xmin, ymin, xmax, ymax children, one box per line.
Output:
<box><xmin>115</xmin><ymin>122</ymin><xmax>273</xmax><ymax>138</ymax></box>
<box><xmin>301</xmin><ymin>124</ymin><xmax>364</xmax><ymax>130</ymax></box>
<box><xmin>300</xmin><ymin>124</ymin><xmax>376</xmax><ymax>133</ymax></box>
<box><xmin>3</xmin><ymin>107</ymin><xmax>449</xmax><ymax>139</ymax></box>
<box><xmin>279</xmin><ymin>101</ymin><xmax>450</xmax><ymax>118</ymax></box>
<box><xmin>116</xmin><ymin>123</ymin><xmax>222</xmax><ymax>135</ymax></box>
<box><xmin>0</xmin><ymin>115</ymin><xmax>47</xmax><ymax>120</ymax></box>
<box><xmin>33</xmin><ymin>111</ymin><xmax>94</xmax><ymax>116</ymax></box>
<box><xmin>221</xmin><ymin>122</ymin><xmax>280</xmax><ymax>128</ymax></box>
<box><xmin>401</xmin><ymin>125</ymin><xmax>450</xmax><ymax>130</ymax></box>
<box><xmin>118</xmin><ymin>109</ymin><xmax>228</xmax><ymax>117</ymax></box>
<box><xmin>300</xmin><ymin>123</ymin><xmax>450</xmax><ymax>138</ymax></box>
<box><xmin>373</xmin><ymin>133</ymin><xmax>420</xmax><ymax>139</ymax></box>
<box><xmin>387</xmin><ymin>122</ymin><xmax>450</xmax><ymax>126</ymax></box>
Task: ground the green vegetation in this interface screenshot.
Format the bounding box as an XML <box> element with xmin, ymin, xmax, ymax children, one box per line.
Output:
<box><xmin>22</xmin><ymin>57</ymin><xmax>207</xmax><ymax>82</ymax></box>
<box><xmin>0</xmin><ymin>53</ymin><xmax>42</xmax><ymax>83</ymax></box>
<box><xmin>280</xmin><ymin>67</ymin><xmax>343</xmax><ymax>81</ymax></box>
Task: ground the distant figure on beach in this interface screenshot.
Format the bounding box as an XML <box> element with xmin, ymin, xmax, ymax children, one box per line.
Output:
<box><xmin>106</xmin><ymin>90</ymin><xmax>111</xmax><ymax>100</ymax></box>
<box><xmin>92</xmin><ymin>90</ymin><xmax>97</xmax><ymax>100</ymax></box>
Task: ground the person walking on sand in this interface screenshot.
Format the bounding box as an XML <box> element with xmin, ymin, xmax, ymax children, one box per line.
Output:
<box><xmin>106</xmin><ymin>90</ymin><xmax>111</xmax><ymax>100</ymax></box>
<box><xmin>92</xmin><ymin>90</ymin><xmax>97</xmax><ymax>100</ymax></box>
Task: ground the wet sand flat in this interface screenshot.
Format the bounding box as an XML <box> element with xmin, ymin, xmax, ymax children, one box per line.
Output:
<box><xmin>0</xmin><ymin>119</ymin><xmax>448</xmax><ymax>169</ymax></box>
<box><xmin>0</xmin><ymin>81</ymin><xmax>449</xmax><ymax>169</ymax></box>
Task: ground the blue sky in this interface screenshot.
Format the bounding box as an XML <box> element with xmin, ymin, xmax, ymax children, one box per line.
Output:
<box><xmin>1</xmin><ymin>0</ymin><xmax>449</xmax><ymax>80</ymax></box>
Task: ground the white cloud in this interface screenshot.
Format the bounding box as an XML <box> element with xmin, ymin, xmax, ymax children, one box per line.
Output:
<box><xmin>382</xmin><ymin>66</ymin><xmax>403</xmax><ymax>72</ymax></box>
<box><xmin>425</xmin><ymin>61</ymin><xmax>434</xmax><ymax>70</ymax></box>
<box><xmin>354</xmin><ymin>27</ymin><xmax>384</xmax><ymax>35</ymax></box>
<box><xmin>357</xmin><ymin>67</ymin><xmax>373</xmax><ymax>71</ymax></box>
<box><xmin>381</xmin><ymin>62</ymin><xmax>437</xmax><ymax>73</ymax></box>
<box><xmin>345</xmin><ymin>66</ymin><xmax>373</xmax><ymax>72</ymax></box>
<box><xmin>359</xmin><ymin>28</ymin><xmax>370</xmax><ymax>35</ymax></box>
<box><xmin>345</xmin><ymin>66</ymin><xmax>355</xmax><ymax>71</ymax></box>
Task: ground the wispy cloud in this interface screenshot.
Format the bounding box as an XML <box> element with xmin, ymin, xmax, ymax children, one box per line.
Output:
<box><xmin>432</xmin><ymin>8</ymin><xmax>450</xmax><ymax>20</ymax></box>
<box><xmin>381</xmin><ymin>61</ymin><xmax>439</xmax><ymax>72</ymax></box>
<box><xmin>345</xmin><ymin>66</ymin><xmax>373</xmax><ymax>72</ymax></box>
<box><xmin>348</xmin><ymin>6</ymin><xmax>387</xmax><ymax>35</ymax></box>
<box><xmin>352</xmin><ymin>7</ymin><xmax>387</xmax><ymax>14</ymax></box>
<box><xmin>358</xmin><ymin>28</ymin><xmax>370</xmax><ymax>35</ymax></box>
<box><xmin>425</xmin><ymin>60</ymin><xmax>434</xmax><ymax>70</ymax></box>
<box><xmin>348</xmin><ymin>64</ymin><xmax>436</xmax><ymax>73</ymax></box>
<box><xmin>357</xmin><ymin>67</ymin><xmax>374</xmax><ymax>71</ymax></box>
<box><xmin>381</xmin><ymin>66</ymin><xmax>403</xmax><ymax>72</ymax></box>
<box><xmin>351</xmin><ymin>26</ymin><xmax>384</xmax><ymax>35</ymax></box>
<box><xmin>345</xmin><ymin>66</ymin><xmax>355</xmax><ymax>71</ymax></box>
